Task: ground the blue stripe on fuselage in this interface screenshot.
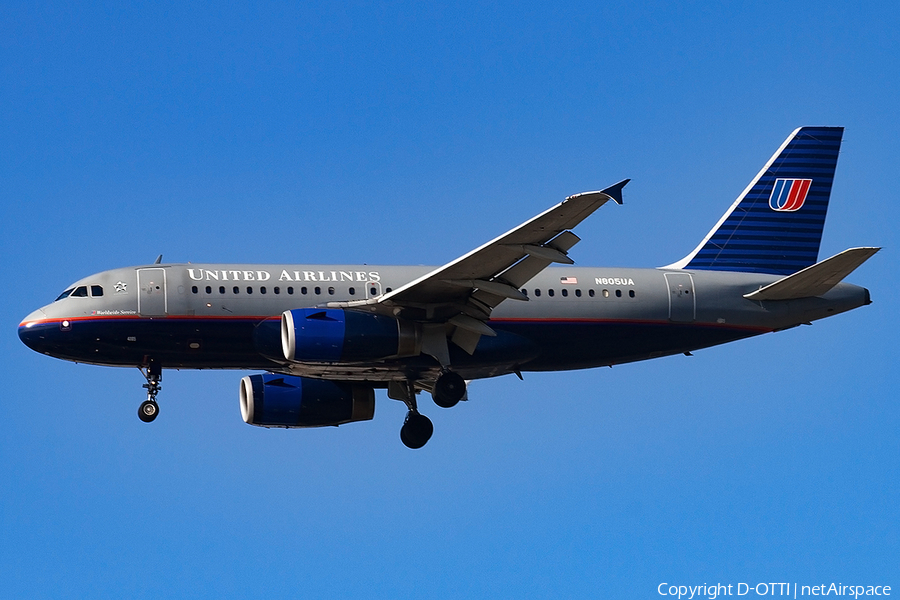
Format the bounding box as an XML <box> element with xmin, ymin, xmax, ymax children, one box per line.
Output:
<box><xmin>18</xmin><ymin>315</ymin><xmax>769</xmax><ymax>373</ymax></box>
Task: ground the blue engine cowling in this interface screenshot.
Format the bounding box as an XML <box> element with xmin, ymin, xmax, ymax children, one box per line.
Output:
<box><xmin>240</xmin><ymin>373</ymin><xmax>375</xmax><ymax>428</ymax></box>
<box><xmin>281</xmin><ymin>308</ymin><xmax>420</xmax><ymax>363</ymax></box>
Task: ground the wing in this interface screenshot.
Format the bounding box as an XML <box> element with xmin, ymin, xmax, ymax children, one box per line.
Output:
<box><xmin>327</xmin><ymin>179</ymin><xmax>629</xmax><ymax>362</ymax></box>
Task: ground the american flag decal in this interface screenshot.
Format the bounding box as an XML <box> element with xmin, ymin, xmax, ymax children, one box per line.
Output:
<box><xmin>769</xmin><ymin>178</ymin><xmax>812</xmax><ymax>212</ymax></box>
<box><xmin>560</xmin><ymin>277</ymin><xmax>578</xmax><ymax>284</ymax></box>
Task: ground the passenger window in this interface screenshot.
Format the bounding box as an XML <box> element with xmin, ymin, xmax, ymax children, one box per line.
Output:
<box><xmin>386</xmin><ymin>288</ymin><xmax>392</xmax><ymax>293</ymax></box>
<box><xmin>548</xmin><ymin>289</ymin><xmax>555</xmax><ymax>297</ymax></box>
<box><xmin>370</xmin><ymin>287</ymin><xmax>377</xmax><ymax>295</ymax></box>
<box><xmin>233</xmin><ymin>286</ymin><xmax>240</xmax><ymax>294</ymax></box>
<box><xmin>274</xmin><ymin>287</ymin><xmax>281</xmax><ymax>295</ymax></box>
<box><xmin>219</xmin><ymin>286</ymin><xmax>225</xmax><ymax>294</ymax></box>
<box><xmin>616</xmin><ymin>289</ymin><xmax>622</xmax><ymax>297</ymax></box>
<box><xmin>602</xmin><ymin>289</ymin><xmax>609</xmax><ymax>298</ymax></box>
<box><xmin>288</xmin><ymin>287</ymin><xmax>294</xmax><ymax>295</ymax></box>
<box><xmin>589</xmin><ymin>289</ymin><xmax>595</xmax><ymax>297</ymax></box>
<box><xmin>534</xmin><ymin>289</ymin><xmax>541</xmax><ymax>297</ymax></box>
<box><xmin>192</xmin><ymin>286</ymin><xmax>199</xmax><ymax>294</ymax></box>
<box><xmin>629</xmin><ymin>290</ymin><xmax>635</xmax><ymax>298</ymax></box>
<box><xmin>521</xmin><ymin>289</ymin><xmax>528</xmax><ymax>296</ymax></box>
<box><xmin>314</xmin><ymin>287</ymin><xmax>321</xmax><ymax>295</ymax></box>
<box><xmin>246</xmin><ymin>286</ymin><xmax>253</xmax><ymax>294</ymax></box>
<box><xmin>328</xmin><ymin>287</ymin><xmax>335</xmax><ymax>295</ymax></box>
<box><xmin>575</xmin><ymin>289</ymin><xmax>582</xmax><ymax>297</ymax></box>
<box><xmin>561</xmin><ymin>289</ymin><xmax>568</xmax><ymax>297</ymax></box>
<box><xmin>91</xmin><ymin>285</ymin><xmax>103</xmax><ymax>297</ymax></box>
<box><xmin>349</xmin><ymin>287</ymin><xmax>356</xmax><ymax>296</ymax></box>
<box><xmin>205</xmin><ymin>286</ymin><xmax>212</xmax><ymax>294</ymax></box>
<box><xmin>71</xmin><ymin>286</ymin><xmax>88</xmax><ymax>297</ymax></box>
<box><xmin>301</xmin><ymin>287</ymin><xmax>308</xmax><ymax>295</ymax></box>
<box><xmin>55</xmin><ymin>288</ymin><xmax>74</xmax><ymax>301</ymax></box>
<box><xmin>261</xmin><ymin>287</ymin><xmax>267</xmax><ymax>294</ymax></box>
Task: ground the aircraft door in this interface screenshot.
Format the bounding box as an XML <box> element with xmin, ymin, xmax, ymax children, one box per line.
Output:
<box><xmin>137</xmin><ymin>268</ymin><xmax>167</xmax><ymax>316</ymax></box>
<box><xmin>664</xmin><ymin>272</ymin><xmax>695</xmax><ymax>323</ymax></box>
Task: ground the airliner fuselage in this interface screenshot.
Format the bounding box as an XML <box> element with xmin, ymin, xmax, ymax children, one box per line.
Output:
<box><xmin>19</xmin><ymin>262</ymin><xmax>869</xmax><ymax>377</ymax></box>
<box><xmin>17</xmin><ymin>127</ymin><xmax>879</xmax><ymax>448</ymax></box>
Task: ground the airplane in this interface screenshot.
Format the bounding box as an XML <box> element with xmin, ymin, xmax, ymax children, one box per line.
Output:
<box><xmin>18</xmin><ymin>127</ymin><xmax>879</xmax><ymax>448</ymax></box>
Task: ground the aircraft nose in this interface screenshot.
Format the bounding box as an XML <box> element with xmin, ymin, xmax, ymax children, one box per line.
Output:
<box><xmin>18</xmin><ymin>308</ymin><xmax>50</xmax><ymax>353</ymax></box>
<box><xmin>21</xmin><ymin>307</ymin><xmax>47</xmax><ymax>322</ymax></box>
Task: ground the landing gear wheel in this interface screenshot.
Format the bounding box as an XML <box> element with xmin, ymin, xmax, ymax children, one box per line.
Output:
<box><xmin>138</xmin><ymin>361</ymin><xmax>162</xmax><ymax>423</ymax></box>
<box><xmin>432</xmin><ymin>371</ymin><xmax>466</xmax><ymax>408</ymax></box>
<box><xmin>400</xmin><ymin>412</ymin><xmax>433</xmax><ymax>449</ymax></box>
<box><xmin>138</xmin><ymin>400</ymin><xmax>159</xmax><ymax>423</ymax></box>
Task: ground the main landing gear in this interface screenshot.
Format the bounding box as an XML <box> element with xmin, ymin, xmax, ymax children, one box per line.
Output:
<box><xmin>138</xmin><ymin>361</ymin><xmax>162</xmax><ymax>423</ymax></box>
<box><xmin>393</xmin><ymin>371</ymin><xmax>468</xmax><ymax>449</ymax></box>
<box><xmin>392</xmin><ymin>379</ymin><xmax>434</xmax><ymax>449</ymax></box>
<box><xmin>432</xmin><ymin>370</ymin><xmax>466</xmax><ymax>408</ymax></box>
<box><xmin>400</xmin><ymin>411</ymin><xmax>434</xmax><ymax>450</ymax></box>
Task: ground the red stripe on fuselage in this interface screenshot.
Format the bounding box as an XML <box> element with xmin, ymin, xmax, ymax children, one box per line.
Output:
<box><xmin>18</xmin><ymin>314</ymin><xmax>281</xmax><ymax>327</ymax></box>
<box><xmin>489</xmin><ymin>317</ymin><xmax>771</xmax><ymax>332</ymax></box>
<box><xmin>20</xmin><ymin>315</ymin><xmax>772</xmax><ymax>334</ymax></box>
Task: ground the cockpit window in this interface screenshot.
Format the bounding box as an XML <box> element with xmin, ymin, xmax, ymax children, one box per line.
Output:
<box><xmin>54</xmin><ymin>284</ymin><xmax>101</xmax><ymax>301</ymax></box>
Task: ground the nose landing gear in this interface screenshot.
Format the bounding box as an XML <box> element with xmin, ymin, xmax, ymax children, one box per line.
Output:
<box><xmin>138</xmin><ymin>361</ymin><xmax>162</xmax><ymax>423</ymax></box>
<box><xmin>138</xmin><ymin>398</ymin><xmax>159</xmax><ymax>422</ymax></box>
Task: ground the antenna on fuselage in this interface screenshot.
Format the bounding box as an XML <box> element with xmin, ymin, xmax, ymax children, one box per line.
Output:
<box><xmin>154</xmin><ymin>255</ymin><xmax>163</xmax><ymax>264</ymax></box>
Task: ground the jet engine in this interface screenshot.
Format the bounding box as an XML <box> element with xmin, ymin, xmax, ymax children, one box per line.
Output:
<box><xmin>240</xmin><ymin>373</ymin><xmax>375</xmax><ymax>428</ymax></box>
<box><xmin>281</xmin><ymin>308</ymin><xmax>420</xmax><ymax>363</ymax></box>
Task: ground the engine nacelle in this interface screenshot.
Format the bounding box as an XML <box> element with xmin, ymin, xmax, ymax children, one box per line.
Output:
<box><xmin>281</xmin><ymin>308</ymin><xmax>420</xmax><ymax>363</ymax></box>
<box><xmin>240</xmin><ymin>373</ymin><xmax>375</xmax><ymax>428</ymax></box>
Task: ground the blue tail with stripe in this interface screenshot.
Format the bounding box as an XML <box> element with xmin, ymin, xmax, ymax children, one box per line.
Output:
<box><xmin>672</xmin><ymin>127</ymin><xmax>843</xmax><ymax>275</ymax></box>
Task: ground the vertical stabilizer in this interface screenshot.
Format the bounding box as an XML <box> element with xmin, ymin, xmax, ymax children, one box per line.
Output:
<box><xmin>668</xmin><ymin>127</ymin><xmax>843</xmax><ymax>275</ymax></box>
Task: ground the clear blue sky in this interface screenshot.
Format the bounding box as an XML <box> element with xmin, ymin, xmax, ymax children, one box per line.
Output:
<box><xmin>2</xmin><ymin>1</ymin><xmax>897</xmax><ymax>598</ymax></box>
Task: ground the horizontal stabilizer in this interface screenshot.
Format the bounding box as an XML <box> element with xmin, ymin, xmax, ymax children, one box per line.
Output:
<box><xmin>743</xmin><ymin>247</ymin><xmax>880</xmax><ymax>301</ymax></box>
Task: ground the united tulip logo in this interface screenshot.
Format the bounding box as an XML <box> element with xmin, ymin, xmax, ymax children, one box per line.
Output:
<box><xmin>769</xmin><ymin>178</ymin><xmax>812</xmax><ymax>212</ymax></box>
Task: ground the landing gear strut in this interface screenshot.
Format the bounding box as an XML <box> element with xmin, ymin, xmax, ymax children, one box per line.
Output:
<box><xmin>138</xmin><ymin>361</ymin><xmax>162</xmax><ymax>423</ymax></box>
<box><xmin>393</xmin><ymin>380</ymin><xmax>433</xmax><ymax>449</ymax></box>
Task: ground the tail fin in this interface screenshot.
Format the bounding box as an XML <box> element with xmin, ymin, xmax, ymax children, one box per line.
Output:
<box><xmin>667</xmin><ymin>127</ymin><xmax>844</xmax><ymax>275</ymax></box>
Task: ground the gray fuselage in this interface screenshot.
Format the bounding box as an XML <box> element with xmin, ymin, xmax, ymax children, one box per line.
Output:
<box><xmin>18</xmin><ymin>262</ymin><xmax>870</xmax><ymax>382</ymax></box>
